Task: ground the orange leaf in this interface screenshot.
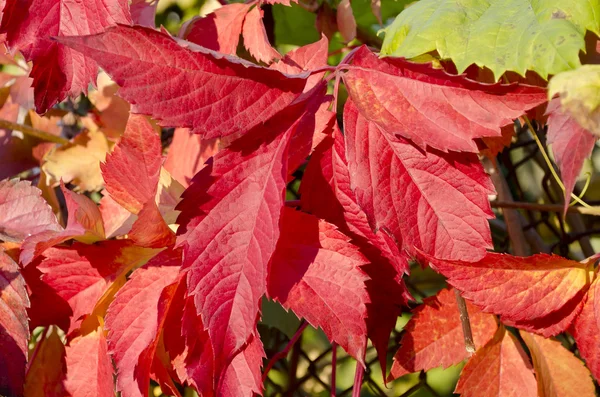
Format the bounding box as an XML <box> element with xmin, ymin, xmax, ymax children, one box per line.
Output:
<box><xmin>24</xmin><ymin>327</ymin><xmax>67</xmax><ymax>397</ymax></box>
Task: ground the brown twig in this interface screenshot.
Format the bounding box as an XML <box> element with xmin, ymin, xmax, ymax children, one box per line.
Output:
<box><xmin>491</xmin><ymin>200</ymin><xmax>600</xmax><ymax>215</ymax></box>
<box><xmin>0</xmin><ymin>119</ymin><xmax>69</xmax><ymax>145</ymax></box>
<box><xmin>454</xmin><ymin>289</ymin><xmax>476</xmax><ymax>355</ymax></box>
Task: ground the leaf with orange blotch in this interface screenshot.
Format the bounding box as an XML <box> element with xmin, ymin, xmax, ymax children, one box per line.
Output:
<box><xmin>344</xmin><ymin>98</ymin><xmax>495</xmax><ymax>262</ymax></box>
<box><xmin>343</xmin><ymin>46</ymin><xmax>548</xmax><ymax>153</ymax></box>
<box><xmin>21</xmin><ymin>183</ymin><xmax>105</xmax><ymax>265</ymax></box>
<box><xmin>101</xmin><ymin>114</ymin><xmax>162</xmax><ymax>214</ymax></box>
<box><xmin>180</xmin><ymin>4</ymin><xmax>251</xmax><ymax>55</ymax></box>
<box><xmin>105</xmin><ymin>252</ymin><xmax>180</xmax><ymax>397</ymax></box>
<box><xmin>546</xmin><ymin>98</ymin><xmax>597</xmax><ymax>213</ymax></box>
<box><xmin>0</xmin><ymin>250</ymin><xmax>29</xmax><ymax>397</ymax></box>
<box><xmin>58</xmin><ymin>25</ymin><xmax>307</xmax><ymax>140</ymax></box>
<box><xmin>88</xmin><ymin>72</ymin><xmax>131</xmax><ymax>139</ymax></box>
<box><xmin>388</xmin><ymin>288</ymin><xmax>496</xmax><ymax>381</ymax></box>
<box><xmin>522</xmin><ymin>331</ymin><xmax>596</xmax><ymax>397</ymax></box>
<box><xmin>268</xmin><ymin>208</ymin><xmax>370</xmax><ymax>362</ymax></box>
<box><xmin>24</xmin><ymin>327</ymin><xmax>68</xmax><ymax>397</ymax></box>
<box><xmin>242</xmin><ymin>6</ymin><xmax>281</xmax><ymax>65</ymax></box>
<box><xmin>336</xmin><ymin>0</ymin><xmax>356</xmax><ymax>42</ymax></box>
<box><xmin>571</xmin><ymin>276</ymin><xmax>600</xmax><ymax>383</ymax></box>
<box><xmin>65</xmin><ymin>328</ymin><xmax>114</xmax><ymax>397</ymax></box>
<box><xmin>455</xmin><ymin>326</ymin><xmax>537</xmax><ymax>397</ymax></box>
<box><xmin>0</xmin><ymin>179</ymin><xmax>61</xmax><ymax>242</ymax></box>
<box><xmin>129</xmin><ymin>201</ymin><xmax>176</xmax><ymax>248</ymax></box>
<box><xmin>427</xmin><ymin>252</ymin><xmax>593</xmax><ymax>337</ymax></box>
<box><xmin>0</xmin><ymin>0</ymin><xmax>132</xmax><ymax>112</ymax></box>
<box><xmin>164</xmin><ymin>128</ymin><xmax>219</xmax><ymax>188</ymax></box>
<box><xmin>42</xmin><ymin>129</ymin><xmax>113</xmax><ymax>192</ymax></box>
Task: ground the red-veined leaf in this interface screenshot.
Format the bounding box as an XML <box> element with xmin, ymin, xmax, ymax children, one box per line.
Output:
<box><xmin>242</xmin><ymin>5</ymin><xmax>281</xmax><ymax>64</ymax></box>
<box><xmin>455</xmin><ymin>326</ymin><xmax>537</xmax><ymax>397</ymax></box>
<box><xmin>58</xmin><ymin>25</ymin><xmax>306</xmax><ymax>140</ymax></box>
<box><xmin>268</xmin><ymin>208</ymin><xmax>369</xmax><ymax>362</ymax></box>
<box><xmin>388</xmin><ymin>288</ymin><xmax>496</xmax><ymax>381</ymax></box>
<box><xmin>65</xmin><ymin>328</ymin><xmax>114</xmax><ymax>397</ymax></box>
<box><xmin>428</xmin><ymin>252</ymin><xmax>592</xmax><ymax>336</ymax></box>
<box><xmin>180</xmin><ymin>4</ymin><xmax>250</xmax><ymax>55</ymax></box>
<box><xmin>23</xmin><ymin>327</ymin><xmax>68</xmax><ymax>397</ymax></box>
<box><xmin>546</xmin><ymin>98</ymin><xmax>597</xmax><ymax>213</ymax></box>
<box><xmin>344</xmin><ymin>98</ymin><xmax>495</xmax><ymax>261</ymax></box>
<box><xmin>105</xmin><ymin>251</ymin><xmax>180</xmax><ymax>397</ymax></box>
<box><xmin>164</xmin><ymin>128</ymin><xmax>219</xmax><ymax>188</ymax></box>
<box><xmin>571</xmin><ymin>276</ymin><xmax>600</xmax><ymax>382</ymax></box>
<box><xmin>100</xmin><ymin>114</ymin><xmax>162</xmax><ymax>214</ymax></box>
<box><xmin>0</xmin><ymin>0</ymin><xmax>132</xmax><ymax>112</ymax></box>
<box><xmin>218</xmin><ymin>333</ymin><xmax>265</xmax><ymax>397</ymax></box>
<box><xmin>0</xmin><ymin>178</ymin><xmax>60</xmax><ymax>242</ymax></box>
<box><xmin>343</xmin><ymin>46</ymin><xmax>548</xmax><ymax>152</ymax></box>
<box><xmin>522</xmin><ymin>331</ymin><xmax>596</xmax><ymax>397</ymax></box>
<box><xmin>0</xmin><ymin>250</ymin><xmax>29</xmax><ymax>396</ymax></box>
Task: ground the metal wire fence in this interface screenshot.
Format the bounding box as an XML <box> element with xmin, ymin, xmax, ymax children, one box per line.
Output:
<box><xmin>261</xmin><ymin>121</ymin><xmax>600</xmax><ymax>397</ymax></box>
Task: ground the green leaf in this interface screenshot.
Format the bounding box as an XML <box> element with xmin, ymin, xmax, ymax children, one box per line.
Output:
<box><xmin>273</xmin><ymin>3</ymin><xmax>320</xmax><ymax>47</ymax></box>
<box><xmin>381</xmin><ymin>0</ymin><xmax>600</xmax><ymax>80</ymax></box>
<box><xmin>549</xmin><ymin>64</ymin><xmax>600</xmax><ymax>136</ymax></box>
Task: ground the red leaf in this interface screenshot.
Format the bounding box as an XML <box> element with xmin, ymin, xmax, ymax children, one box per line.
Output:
<box><xmin>164</xmin><ymin>128</ymin><xmax>219</xmax><ymax>188</ymax></box>
<box><xmin>546</xmin><ymin>98</ymin><xmax>597</xmax><ymax>213</ymax></box>
<box><xmin>130</xmin><ymin>0</ymin><xmax>158</xmax><ymax>28</ymax></box>
<box><xmin>106</xmin><ymin>253</ymin><xmax>180</xmax><ymax>397</ymax></box>
<box><xmin>0</xmin><ymin>0</ymin><xmax>132</xmax><ymax>112</ymax></box>
<box><xmin>218</xmin><ymin>333</ymin><xmax>265</xmax><ymax>397</ymax></box>
<box><xmin>522</xmin><ymin>331</ymin><xmax>596</xmax><ymax>397</ymax></box>
<box><xmin>180</xmin><ymin>4</ymin><xmax>250</xmax><ymax>55</ymax></box>
<box><xmin>24</xmin><ymin>327</ymin><xmax>68</xmax><ymax>397</ymax></box>
<box><xmin>58</xmin><ymin>25</ymin><xmax>306</xmax><ymax>139</ymax></box>
<box><xmin>21</xmin><ymin>183</ymin><xmax>105</xmax><ymax>265</ymax></box>
<box><xmin>268</xmin><ymin>208</ymin><xmax>369</xmax><ymax>362</ymax></box>
<box><xmin>65</xmin><ymin>329</ymin><xmax>114</xmax><ymax>397</ymax></box>
<box><xmin>344</xmin><ymin>99</ymin><xmax>495</xmax><ymax>261</ymax></box>
<box><xmin>129</xmin><ymin>201</ymin><xmax>176</xmax><ymax>248</ymax></box>
<box><xmin>0</xmin><ymin>100</ymin><xmax>39</xmax><ymax>179</ymax></box>
<box><xmin>99</xmin><ymin>193</ymin><xmax>135</xmax><ymax>238</ymax></box>
<box><xmin>176</xmin><ymin>102</ymin><xmax>305</xmax><ymax>378</ymax></box>
<box><xmin>428</xmin><ymin>253</ymin><xmax>592</xmax><ymax>336</ymax></box>
<box><xmin>572</xmin><ymin>277</ymin><xmax>600</xmax><ymax>382</ymax></box>
<box><xmin>101</xmin><ymin>114</ymin><xmax>162</xmax><ymax>214</ymax></box>
<box><xmin>242</xmin><ymin>6</ymin><xmax>281</xmax><ymax>64</ymax></box>
<box><xmin>389</xmin><ymin>288</ymin><xmax>496</xmax><ymax>380</ymax></box>
<box><xmin>336</xmin><ymin>0</ymin><xmax>356</xmax><ymax>42</ymax></box>
<box><xmin>455</xmin><ymin>326</ymin><xmax>537</xmax><ymax>397</ymax></box>
<box><xmin>0</xmin><ymin>179</ymin><xmax>60</xmax><ymax>242</ymax></box>
<box><xmin>343</xmin><ymin>46</ymin><xmax>548</xmax><ymax>152</ymax></box>
<box><xmin>0</xmin><ymin>250</ymin><xmax>29</xmax><ymax>396</ymax></box>
<box><xmin>300</xmin><ymin>127</ymin><xmax>410</xmax><ymax>373</ymax></box>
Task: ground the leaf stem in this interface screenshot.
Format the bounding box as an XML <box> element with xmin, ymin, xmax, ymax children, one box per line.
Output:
<box><xmin>351</xmin><ymin>358</ymin><xmax>365</xmax><ymax>397</ymax></box>
<box><xmin>0</xmin><ymin>119</ymin><xmax>69</xmax><ymax>145</ymax></box>
<box><xmin>331</xmin><ymin>343</ymin><xmax>337</xmax><ymax>397</ymax></box>
<box><xmin>261</xmin><ymin>321</ymin><xmax>308</xmax><ymax>383</ymax></box>
<box><xmin>454</xmin><ymin>289</ymin><xmax>476</xmax><ymax>355</ymax></box>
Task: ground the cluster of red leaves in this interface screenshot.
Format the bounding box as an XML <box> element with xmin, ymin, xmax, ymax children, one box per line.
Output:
<box><xmin>0</xmin><ymin>0</ymin><xmax>599</xmax><ymax>396</ymax></box>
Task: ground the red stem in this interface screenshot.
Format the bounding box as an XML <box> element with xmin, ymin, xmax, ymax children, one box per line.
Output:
<box><xmin>331</xmin><ymin>343</ymin><xmax>337</xmax><ymax>397</ymax></box>
<box><xmin>261</xmin><ymin>321</ymin><xmax>308</xmax><ymax>383</ymax></box>
<box><xmin>352</xmin><ymin>359</ymin><xmax>365</xmax><ymax>397</ymax></box>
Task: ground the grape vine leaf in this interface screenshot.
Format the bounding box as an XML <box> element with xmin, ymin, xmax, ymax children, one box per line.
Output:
<box><xmin>267</xmin><ymin>208</ymin><xmax>370</xmax><ymax>362</ymax></box>
<box><xmin>21</xmin><ymin>183</ymin><xmax>105</xmax><ymax>265</ymax></box>
<box><xmin>0</xmin><ymin>250</ymin><xmax>29</xmax><ymax>397</ymax></box>
<box><xmin>522</xmin><ymin>331</ymin><xmax>596</xmax><ymax>397</ymax></box>
<box><xmin>65</xmin><ymin>328</ymin><xmax>114</xmax><ymax>397</ymax></box>
<box><xmin>180</xmin><ymin>4</ymin><xmax>251</xmax><ymax>55</ymax></box>
<box><xmin>546</xmin><ymin>98</ymin><xmax>597</xmax><ymax>211</ymax></box>
<box><xmin>101</xmin><ymin>114</ymin><xmax>162</xmax><ymax>214</ymax></box>
<box><xmin>572</xmin><ymin>276</ymin><xmax>600</xmax><ymax>382</ymax></box>
<box><xmin>163</xmin><ymin>128</ymin><xmax>219</xmax><ymax>188</ymax></box>
<box><xmin>455</xmin><ymin>326</ymin><xmax>537</xmax><ymax>397</ymax></box>
<box><xmin>427</xmin><ymin>252</ymin><xmax>593</xmax><ymax>336</ymax></box>
<box><xmin>381</xmin><ymin>0</ymin><xmax>600</xmax><ymax>80</ymax></box>
<box><xmin>57</xmin><ymin>25</ymin><xmax>307</xmax><ymax>140</ymax></box>
<box><xmin>344</xmin><ymin>98</ymin><xmax>495</xmax><ymax>261</ymax></box>
<box><xmin>548</xmin><ymin>65</ymin><xmax>600</xmax><ymax>137</ymax></box>
<box><xmin>0</xmin><ymin>0</ymin><xmax>132</xmax><ymax>112</ymax></box>
<box><xmin>0</xmin><ymin>179</ymin><xmax>61</xmax><ymax>242</ymax></box>
<box><xmin>388</xmin><ymin>288</ymin><xmax>497</xmax><ymax>380</ymax></box>
<box><xmin>105</xmin><ymin>254</ymin><xmax>180</xmax><ymax>397</ymax></box>
<box><xmin>23</xmin><ymin>327</ymin><xmax>68</xmax><ymax>397</ymax></box>
<box><xmin>242</xmin><ymin>6</ymin><xmax>281</xmax><ymax>64</ymax></box>
<box><xmin>343</xmin><ymin>46</ymin><xmax>548</xmax><ymax>153</ymax></box>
